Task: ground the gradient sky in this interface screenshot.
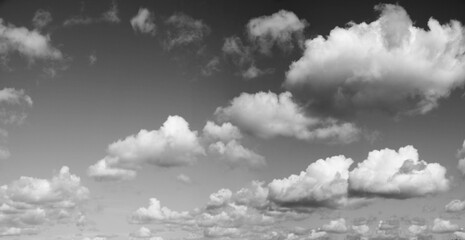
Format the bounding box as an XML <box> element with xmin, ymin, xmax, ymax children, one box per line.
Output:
<box><xmin>1</xmin><ymin>0</ymin><xmax>465</xmax><ymax>240</ymax></box>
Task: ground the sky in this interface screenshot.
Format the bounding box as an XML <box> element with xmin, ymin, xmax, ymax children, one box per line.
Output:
<box><xmin>1</xmin><ymin>0</ymin><xmax>465</xmax><ymax>239</ymax></box>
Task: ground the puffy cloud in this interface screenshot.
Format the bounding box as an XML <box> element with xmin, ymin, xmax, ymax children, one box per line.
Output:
<box><xmin>203</xmin><ymin>226</ymin><xmax>240</xmax><ymax>238</ymax></box>
<box><xmin>130</xmin><ymin>198</ymin><xmax>189</xmax><ymax>224</ymax></box>
<box><xmin>207</xmin><ymin>188</ymin><xmax>232</xmax><ymax>208</ymax></box>
<box><xmin>322</xmin><ymin>218</ymin><xmax>348</xmax><ymax>233</ymax></box>
<box><xmin>89</xmin><ymin>52</ymin><xmax>97</xmax><ymax>65</ymax></box>
<box><xmin>208</xmin><ymin>140</ymin><xmax>266</xmax><ymax>169</ymax></box>
<box><xmin>458</xmin><ymin>140</ymin><xmax>465</xmax><ymax>175</ymax></box>
<box><xmin>247</xmin><ymin>10</ymin><xmax>307</xmax><ymax>54</ymax></box>
<box><xmin>268</xmin><ymin>155</ymin><xmax>354</xmax><ymax>209</ymax></box>
<box><xmin>201</xmin><ymin>56</ymin><xmax>220</xmax><ymax>77</ymax></box>
<box><xmin>349</xmin><ymin>145</ymin><xmax>450</xmax><ymax>198</ymax></box>
<box><xmin>203</xmin><ymin>121</ymin><xmax>242</xmax><ymax>142</ymax></box>
<box><xmin>130</xmin><ymin>226</ymin><xmax>153</xmax><ymax>238</ymax></box>
<box><xmin>431</xmin><ymin>218</ymin><xmax>461</xmax><ymax>233</ymax></box>
<box><xmin>131</xmin><ymin>8</ymin><xmax>156</xmax><ymax>35</ymax></box>
<box><xmin>215</xmin><ymin>91</ymin><xmax>360</xmax><ymax>143</ymax></box>
<box><xmin>285</xmin><ymin>4</ymin><xmax>465</xmax><ymax>116</ymax></box>
<box><xmin>455</xmin><ymin>231</ymin><xmax>465</xmax><ymax>239</ymax></box>
<box><xmin>446</xmin><ymin>199</ymin><xmax>465</xmax><ymax>212</ymax></box>
<box><xmin>88</xmin><ymin>115</ymin><xmax>205</xmax><ymax>181</ymax></box>
<box><xmin>163</xmin><ymin>13</ymin><xmax>210</xmax><ymax>50</ymax></box>
<box><xmin>408</xmin><ymin>224</ymin><xmax>427</xmax><ymax>236</ymax></box>
<box><xmin>0</xmin><ymin>166</ymin><xmax>89</xmax><ymax>236</ymax></box>
<box><xmin>32</xmin><ymin>9</ymin><xmax>52</xmax><ymax>30</ymax></box>
<box><xmin>0</xmin><ymin>19</ymin><xmax>63</xmax><ymax>61</ymax></box>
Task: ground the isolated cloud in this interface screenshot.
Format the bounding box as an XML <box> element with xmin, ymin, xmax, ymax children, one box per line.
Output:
<box><xmin>163</xmin><ymin>13</ymin><xmax>210</xmax><ymax>50</ymax></box>
<box><xmin>131</xmin><ymin>8</ymin><xmax>156</xmax><ymax>35</ymax></box>
<box><xmin>445</xmin><ymin>199</ymin><xmax>465</xmax><ymax>212</ymax></box>
<box><xmin>176</xmin><ymin>174</ymin><xmax>192</xmax><ymax>184</ymax></box>
<box><xmin>322</xmin><ymin>218</ymin><xmax>348</xmax><ymax>233</ymax></box>
<box><xmin>130</xmin><ymin>198</ymin><xmax>189</xmax><ymax>224</ymax></box>
<box><xmin>458</xmin><ymin>140</ymin><xmax>465</xmax><ymax>175</ymax></box>
<box><xmin>88</xmin><ymin>115</ymin><xmax>205</xmax><ymax>181</ymax></box>
<box><xmin>349</xmin><ymin>145</ymin><xmax>450</xmax><ymax>198</ymax></box>
<box><xmin>431</xmin><ymin>218</ymin><xmax>461</xmax><ymax>233</ymax></box>
<box><xmin>0</xmin><ymin>19</ymin><xmax>63</xmax><ymax>61</ymax></box>
<box><xmin>285</xmin><ymin>4</ymin><xmax>465</xmax><ymax>116</ymax></box>
<box><xmin>215</xmin><ymin>91</ymin><xmax>360</xmax><ymax>143</ymax></box>
<box><xmin>247</xmin><ymin>10</ymin><xmax>307</xmax><ymax>54</ymax></box>
<box><xmin>268</xmin><ymin>155</ymin><xmax>353</xmax><ymax>208</ymax></box>
<box><xmin>32</xmin><ymin>9</ymin><xmax>52</xmax><ymax>30</ymax></box>
<box><xmin>0</xmin><ymin>167</ymin><xmax>89</xmax><ymax>236</ymax></box>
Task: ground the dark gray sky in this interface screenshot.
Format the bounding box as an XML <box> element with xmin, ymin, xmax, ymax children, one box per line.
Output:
<box><xmin>1</xmin><ymin>0</ymin><xmax>465</xmax><ymax>239</ymax></box>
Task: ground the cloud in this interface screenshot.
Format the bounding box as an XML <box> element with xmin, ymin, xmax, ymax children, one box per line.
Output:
<box><xmin>431</xmin><ymin>218</ymin><xmax>461</xmax><ymax>233</ymax></box>
<box><xmin>163</xmin><ymin>13</ymin><xmax>210</xmax><ymax>50</ymax></box>
<box><xmin>63</xmin><ymin>0</ymin><xmax>120</xmax><ymax>26</ymax></box>
<box><xmin>130</xmin><ymin>198</ymin><xmax>189</xmax><ymax>224</ymax></box>
<box><xmin>208</xmin><ymin>140</ymin><xmax>266</xmax><ymax>169</ymax></box>
<box><xmin>203</xmin><ymin>121</ymin><xmax>242</xmax><ymax>142</ymax></box>
<box><xmin>322</xmin><ymin>218</ymin><xmax>348</xmax><ymax>233</ymax></box>
<box><xmin>458</xmin><ymin>140</ymin><xmax>465</xmax><ymax>175</ymax></box>
<box><xmin>0</xmin><ymin>19</ymin><xmax>63</xmax><ymax>62</ymax></box>
<box><xmin>445</xmin><ymin>199</ymin><xmax>465</xmax><ymax>212</ymax></box>
<box><xmin>131</xmin><ymin>8</ymin><xmax>156</xmax><ymax>35</ymax></box>
<box><xmin>88</xmin><ymin>115</ymin><xmax>205</xmax><ymax>181</ymax></box>
<box><xmin>284</xmin><ymin>4</ymin><xmax>465</xmax><ymax>116</ymax></box>
<box><xmin>176</xmin><ymin>174</ymin><xmax>192</xmax><ymax>184</ymax></box>
<box><xmin>0</xmin><ymin>166</ymin><xmax>89</xmax><ymax>236</ymax></box>
<box><xmin>130</xmin><ymin>226</ymin><xmax>154</xmax><ymax>238</ymax></box>
<box><xmin>349</xmin><ymin>145</ymin><xmax>450</xmax><ymax>198</ymax></box>
<box><xmin>203</xmin><ymin>226</ymin><xmax>240</xmax><ymax>238</ymax></box>
<box><xmin>215</xmin><ymin>91</ymin><xmax>360</xmax><ymax>143</ymax></box>
<box><xmin>101</xmin><ymin>0</ymin><xmax>120</xmax><ymax>23</ymax></box>
<box><xmin>268</xmin><ymin>155</ymin><xmax>354</xmax><ymax>209</ymax></box>
<box><xmin>32</xmin><ymin>9</ymin><xmax>52</xmax><ymax>30</ymax></box>
<box><xmin>201</xmin><ymin>56</ymin><xmax>220</xmax><ymax>76</ymax></box>
<box><xmin>247</xmin><ymin>10</ymin><xmax>307</xmax><ymax>54</ymax></box>
<box><xmin>89</xmin><ymin>52</ymin><xmax>97</xmax><ymax>65</ymax></box>
<box><xmin>0</xmin><ymin>88</ymin><xmax>33</xmax><ymax>160</ymax></box>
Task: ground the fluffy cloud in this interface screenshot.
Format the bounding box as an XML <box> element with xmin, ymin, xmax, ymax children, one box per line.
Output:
<box><xmin>284</xmin><ymin>4</ymin><xmax>465</xmax><ymax>116</ymax></box>
<box><xmin>0</xmin><ymin>166</ymin><xmax>89</xmax><ymax>236</ymax></box>
<box><xmin>163</xmin><ymin>13</ymin><xmax>210</xmax><ymax>50</ymax></box>
<box><xmin>32</xmin><ymin>9</ymin><xmax>52</xmax><ymax>30</ymax></box>
<box><xmin>445</xmin><ymin>199</ymin><xmax>465</xmax><ymax>212</ymax></box>
<box><xmin>0</xmin><ymin>19</ymin><xmax>63</xmax><ymax>61</ymax></box>
<box><xmin>222</xmin><ymin>36</ymin><xmax>268</xmax><ymax>79</ymax></box>
<box><xmin>130</xmin><ymin>226</ymin><xmax>154</xmax><ymax>238</ymax></box>
<box><xmin>247</xmin><ymin>10</ymin><xmax>307</xmax><ymax>54</ymax></box>
<box><xmin>203</xmin><ymin>121</ymin><xmax>242</xmax><ymax>142</ymax></box>
<box><xmin>268</xmin><ymin>155</ymin><xmax>353</xmax><ymax>209</ymax></box>
<box><xmin>322</xmin><ymin>218</ymin><xmax>348</xmax><ymax>233</ymax></box>
<box><xmin>215</xmin><ymin>91</ymin><xmax>360</xmax><ymax>143</ymax></box>
<box><xmin>431</xmin><ymin>218</ymin><xmax>461</xmax><ymax>233</ymax></box>
<box><xmin>88</xmin><ymin>115</ymin><xmax>205</xmax><ymax>181</ymax></box>
<box><xmin>131</xmin><ymin>8</ymin><xmax>156</xmax><ymax>35</ymax></box>
<box><xmin>130</xmin><ymin>198</ymin><xmax>189</xmax><ymax>224</ymax></box>
<box><xmin>209</xmin><ymin>140</ymin><xmax>266</xmax><ymax>169</ymax></box>
<box><xmin>349</xmin><ymin>145</ymin><xmax>450</xmax><ymax>198</ymax></box>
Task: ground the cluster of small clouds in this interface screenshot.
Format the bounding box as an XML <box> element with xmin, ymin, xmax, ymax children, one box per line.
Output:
<box><xmin>63</xmin><ymin>0</ymin><xmax>120</xmax><ymax>26</ymax></box>
<box><xmin>284</xmin><ymin>4</ymin><xmax>465</xmax><ymax>117</ymax></box>
<box><xmin>0</xmin><ymin>166</ymin><xmax>89</xmax><ymax>236</ymax></box>
<box><xmin>0</xmin><ymin>88</ymin><xmax>33</xmax><ymax>160</ymax></box>
<box><xmin>88</xmin><ymin>115</ymin><xmax>266</xmax><ymax>181</ymax></box>
<box><xmin>222</xmin><ymin>10</ymin><xmax>307</xmax><ymax>79</ymax></box>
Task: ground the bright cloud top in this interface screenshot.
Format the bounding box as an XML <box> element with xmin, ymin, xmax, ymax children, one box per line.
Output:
<box><xmin>349</xmin><ymin>145</ymin><xmax>450</xmax><ymax>198</ymax></box>
<box><xmin>0</xmin><ymin>166</ymin><xmax>89</xmax><ymax>236</ymax></box>
<box><xmin>457</xmin><ymin>140</ymin><xmax>465</xmax><ymax>175</ymax></box>
<box><xmin>285</xmin><ymin>4</ymin><xmax>465</xmax><ymax>116</ymax></box>
<box><xmin>215</xmin><ymin>91</ymin><xmax>360</xmax><ymax>143</ymax></box>
<box><xmin>131</xmin><ymin>8</ymin><xmax>156</xmax><ymax>35</ymax></box>
<box><xmin>88</xmin><ymin>115</ymin><xmax>205</xmax><ymax>181</ymax></box>
<box><xmin>247</xmin><ymin>10</ymin><xmax>307</xmax><ymax>54</ymax></box>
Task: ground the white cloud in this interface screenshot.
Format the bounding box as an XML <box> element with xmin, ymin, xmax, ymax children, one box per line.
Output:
<box><xmin>89</xmin><ymin>52</ymin><xmax>97</xmax><ymax>65</ymax></box>
<box><xmin>285</xmin><ymin>4</ymin><xmax>465</xmax><ymax>116</ymax></box>
<box><xmin>445</xmin><ymin>199</ymin><xmax>465</xmax><ymax>212</ymax></box>
<box><xmin>32</xmin><ymin>9</ymin><xmax>52</xmax><ymax>30</ymax></box>
<box><xmin>163</xmin><ymin>13</ymin><xmax>210</xmax><ymax>50</ymax></box>
<box><xmin>268</xmin><ymin>155</ymin><xmax>354</xmax><ymax>208</ymax></box>
<box><xmin>0</xmin><ymin>167</ymin><xmax>89</xmax><ymax>236</ymax></box>
<box><xmin>203</xmin><ymin>226</ymin><xmax>240</xmax><ymax>238</ymax></box>
<box><xmin>349</xmin><ymin>145</ymin><xmax>450</xmax><ymax>198</ymax></box>
<box><xmin>322</xmin><ymin>218</ymin><xmax>348</xmax><ymax>233</ymax></box>
<box><xmin>203</xmin><ymin>121</ymin><xmax>242</xmax><ymax>142</ymax></box>
<box><xmin>130</xmin><ymin>198</ymin><xmax>189</xmax><ymax>224</ymax></box>
<box><xmin>0</xmin><ymin>19</ymin><xmax>63</xmax><ymax>61</ymax></box>
<box><xmin>130</xmin><ymin>8</ymin><xmax>156</xmax><ymax>35</ymax></box>
<box><xmin>247</xmin><ymin>10</ymin><xmax>307</xmax><ymax>54</ymax></box>
<box><xmin>431</xmin><ymin>218</ymin><xmax>461</xmax><ymax>233</ymax></box>
<box><xmin>458</xmin><ymin>140</ymin><xmax>465</xmax><ymax>175</ymax></box>
<box><xmin>130</xmin><ymin>226</ymin><xmax>153</xmax><ymax>238</ymax></box>
<box><xmin>207</xmin><ymin>188</ymin><xmax>232</xmax><ymax>208</ymax></box>
<box><xmin>215</xmin><ymin>91</ymin><xmax>360</xmax><ymax>143</ymax></box>
<box><xmin>88</xmin><ymin>115</ymin><xmax>205</xmax><ymax>181</ymax></box>
<box><xmin>176</xmin><ymin>174</ymin><xmax>192</xmax><ymax>184</ymax></box>
<box><xmin>208</xmin><ymin>140</ymin><xmax>266</xmax><ymax>169</ymax></box>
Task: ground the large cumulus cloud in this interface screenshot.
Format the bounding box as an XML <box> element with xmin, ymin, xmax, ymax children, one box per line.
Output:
<box><xmin>284</xmin><ymin>4</ymin><xmax>465</xmax><ymax>116</ymax></box>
